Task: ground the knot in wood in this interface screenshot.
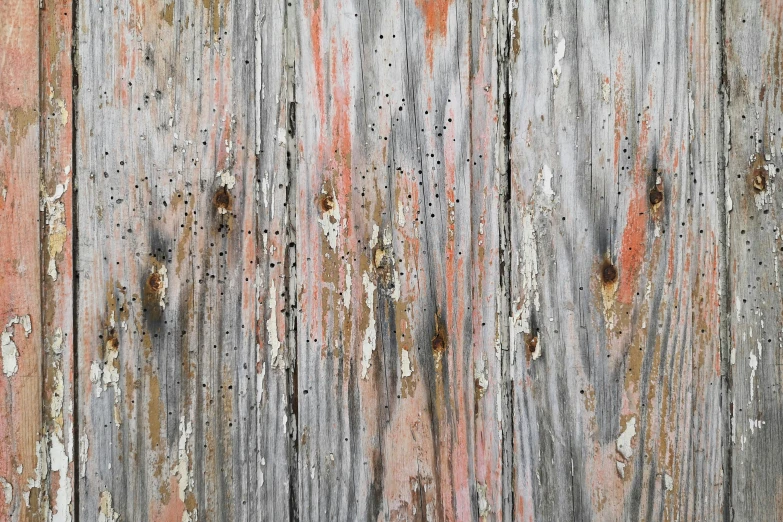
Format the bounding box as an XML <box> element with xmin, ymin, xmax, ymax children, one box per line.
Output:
<box><xmin>148</xmin><ymin>272</ymin><xmax>163</xmax><ymax>292</ymax></box>
<box><xmin>318</xmin><ymin>194</ymin><xmax>335</xmax><ymax>213</ymax></box>
<box><xmin>648</xmin><ymin>187</ymin><xmax>663</xmax><ymax>206</ymax></box>
<box><xmin>526</xmin><ymin>335</ymin><xmax>538</xmax><ymax>353</ymax></box>
<box><xmin>602</xmin><ymin>263</ymin><xmax>617</xmax><ymax>284</ymax></box>
<box><xmin>214</xmin><ymin>186</ymin><xmax>231</xmax><ymax>211</ymax></box>
<box><xmin>752</xmin><ymin>168</ymin><xmax>767</xmax><ymax>192</ymax></box>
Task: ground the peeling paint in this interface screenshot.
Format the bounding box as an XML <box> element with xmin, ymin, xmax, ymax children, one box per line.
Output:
<box><xmin>401</xmin><ymin>349</ymin><xmax>413</xmax><ymax>377</ymax></box>
<box><xmin>257</xmin><ymin>361</ymin><xmax>267</xmax><ymax>405</ymax></box>
<box><xmin>749</xmin><ymin>418</ymin><xmax>765</xmax><ymax>434</ymax></box>
<box><xmin>173</xmin><ymin>415</ymin><xmax>194</xmax><ymax>515</ymax></box>
<box><xmin>98</xmin><ymin>490</ymin><xmax>119</xmax><ymax>522</ymax></box>
<box><xmin>474</xmin><ymin>354</ymin><xmax>489</xmax><ymax>398</ymax></box>
<box><xmin>317</xmin><ymin>187</ymin><xmax>341</xmax><ymax>250</ymax></box>
<box><xmin>530</xmin><ymin>336</ymin><xmax>542</xmax><ymax>361</ymax></box>
<box><xmin>217</xmin><ymin>169</ymin><xmax>236</xmax><ymax>190</ymax></box>
<box><xmin>511</xmin><ymin>212</ymin><xmax>539</xmax><ymax>361</ymax></box>
<box><xmin>89</xmin><ymin>360</ymin><xmax>104</xmax><ymax>397</ymax></box>
<box><xmin>477</xmin><ymin>482</ymin><xmax>490</xmax><ymax>518</ymax></box>
<box><xmin>0</xmin><ymin>477</ymin><xmax>11</xmax><ymax>506</ymax></box>
<box><xmin>79</xmin><ymin>435</ymin><xmax>89</xmax><ymax>479</ymax></box>
<box><xmin>91</xmin><ymin>333</ymin><xmax>121</xmax><ymax>405</ymax></box>
<box><xmin>749</xmin><ymin>343</ymin><xmax>759</xmax><ymax>405</ymax></box>
<box><xmin>50</xmin><ymin>430</ymin><xmax>71</xmax><ymax>522</ymax></box>
<box><xmin>551</xmin><ymin>34</ymin><xmax>565</xmax><ymax>87</ymax></box>
<box><xmin>149</xmin><ymin>265</ymin><xmax>169</xmax><ymax>309</ymax></box>
<box><xmin>616</xmin><ymin>416</ymin><xmax>636</xmax><ymax>460</ymax></box>
<box><xmin>361</xmin><ymin>271</ymin><xmax>377</xmax><ymax>379</ymax></box>
<box><xmin>41</xmin><ymin>177</ymin><xmax>70</xmax><ymax>281</ymax></box>
<box><xmin>541</xmin><ymin>164</ymin><xmax>555</xmax><ymax>197</ymax></box>
<box><xmin>1</xmin><ymin>314</ymin><xmax>32</xmax><ymax>377</ymax></box>
<box><xmin>267</xmin><ymin>280</ymin><xmax>284</xmax><ymax>369</ymax></box>
<box><xmin>396</xmin><ymin>200</ymin><xmax>406</xmax><ymax>227</ymax></box>
<box><xmin>24</xmin><ymin>439</ymin><xmax>47</xmax><ymax>507</ymax></box>
<box><xmin>343</xmin><ymin>263</ymin><xmax>352</xmax><ymax>310</ymax></box>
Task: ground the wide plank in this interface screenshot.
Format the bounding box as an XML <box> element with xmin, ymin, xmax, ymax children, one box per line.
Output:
<box><xmin>294</xmin><ymin>0</ymin><xmax>503</xmax><ymax>518</ymax></box>
<box><xmin>75</xmin><ymin>0</ymin><xmax>258</xmax><ymax>519</ymax></box>
<box><xmin>506</xmin><ymin>0</ymin><xmax>724</xmax><ymax>519</ymax></box>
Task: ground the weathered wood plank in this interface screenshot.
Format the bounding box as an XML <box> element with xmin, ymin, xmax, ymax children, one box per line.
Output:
<box><xmin>75</xmin><ymin>0</ymin><xmax>258</xmax><ymax>519</ymax></box>
<box><xmin>255</xmin><ymin>0</ymin><xmax>297</xmax><ymax>518</ymax></box>
<box><xmin>41</xmin><ymin>0</ymin><xmax>76</xmax><ymax>520</ymax></box>
<box><xmin>294</xmin><ymin>0</ymin><xmax>502</xmax><ymax>518</ymax></box>
<box><xmin>507</xmin><ymin>0</ymin><xmax>724</xmax><ymax>519</ymax></box>
<box><xmin>725</xmin><ymin>1</ymin><xmax>783</xmax><ymax>519</ymax></box>
<box><xmin>0</xmin><ymin>2</ymin><xmax>46</xmax><ymax>520</ymax></box>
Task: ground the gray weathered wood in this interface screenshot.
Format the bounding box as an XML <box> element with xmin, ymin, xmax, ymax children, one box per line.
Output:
<box><xmin>506</xmin><ymin>0</ymin><xmax>724</xmax><ymax>519</ymax></box>
<box><xmin>725</xmin><ymin>1</ymin><xmax>783</xmax><ymax>519</ymax></box>
<box><xmin>75</xmin><ymin>0</ymin><xmax>258</xmax><ymax>519</ymax></box>
<box><xmin>293</xmin><ymin>0</ymin><xmax>503</xmax><ymax>518</ymax></box>
<box><xmin>55</xmin><ymin>0</ymin><xmax>783</xmax><ymax>519</ymax></box>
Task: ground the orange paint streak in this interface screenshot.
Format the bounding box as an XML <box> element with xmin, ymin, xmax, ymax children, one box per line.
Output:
<box><xmin>415</xmin><ymin>0</ymin><xmax>453</xmax><ymax>69</ymax></box>
<box><xmin>149</xmin><ymin>478</ymin><xmax>186</xmax><ymax>522</ymax></box>
<box><xmin>305</xmin><ymin>0</ymin><xmax>325</xmax><ymax>123</ymax></box>
<box><xmin>618</xmin><ymin>193</ymin><xmax>646</xmax><ymax>305</ymax></box>
<box><xmin>617</xmin><ymin>101</ymin><xmax>652</xmax><ymax>305</ymax></box>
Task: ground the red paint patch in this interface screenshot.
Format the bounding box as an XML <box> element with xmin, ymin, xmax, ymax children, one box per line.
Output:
<box><xmin>415</xmin><ymin>0</ymin><xmax>454</xmax><ymax>69</ymax></box>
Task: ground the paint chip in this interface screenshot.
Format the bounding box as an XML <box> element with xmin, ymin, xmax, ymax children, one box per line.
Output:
<box><xmin>2</xmin><ymin>315</ymin><xmax>32</xmax><ymax>377</ymax></box>
<box><xmin>0</xmin><ymin>477</ymin><xmax>11</xmax><ymax>506</ymax></box>
<box><xmin>360</xmin><ymin>272</ymin><xmax>377</xmax><ymax>379</ymax></box>
<box><xmin>616</xmin><ymin>416</ymin><xmax>636</xmax><ymax>460</ymax></box>
<box><xmin>98</xmin><ymin>491</ymin><xmax>119</xmax><ymax>522</ymax></box>
<box><xmin>401</xmin><ymin>349</ymin><xmax>413</xmax><ymax>378</ymax></box>
<box><xmin>552</xmin><ymin>36</ymin><xmax>566</xmax><ymax>87</ymax></box>
<box><xmin>267</xmin><ymin>280</ymin><xmax>285</xmax><ymax>369</ymax></box>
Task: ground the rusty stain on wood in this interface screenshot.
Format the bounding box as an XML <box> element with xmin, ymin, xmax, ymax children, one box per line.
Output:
<box><xmin>1</xmin><ymin>0</ymin><xmax>783</xmax><ymax>519</ymax></box>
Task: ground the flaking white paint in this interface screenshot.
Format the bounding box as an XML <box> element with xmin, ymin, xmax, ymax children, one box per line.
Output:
<box><xmin>616</xmin><ymin>416</ymin><xmax>637</xmax><ymax>460</ymax></box>
<box><xmin>1</xmin><ymin>314</ymin><xmax>32</xmax><ymax>377</ymax></box>
<box><xmin>361</xmin><ymin>272</ymin><xmax>377</xmax><ymax>379</ymax></box>
<box><xmin>552</xmin><ymin>35</ymin><xmax>565</xmax><ymax>87</ymax></box>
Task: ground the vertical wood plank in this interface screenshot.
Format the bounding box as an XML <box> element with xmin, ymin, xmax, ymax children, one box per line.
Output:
<box><xmin>0</xmin><ymin>2</ymin><xmax>45</xmax><ymax>520</ymax></box>
<box><xmin>255</xmin><ymin>0</ymin><xmax>297</xmax><ymax>518</ymax></box>
<box><xmin>75</xmin><ymin>0</ymin><xmax>257</xmax><ymax>519</ymax></box>
<box><xmin>507</xmin><ymin>0</ymin><xmax>724</xmax><ymax>519</ymax></box>
<box><xmin>725</xmin><ymin>1</ymin><xmax>783</xmax><ymax>518</ymax></box>
<box><xmin>294</xmin><ymin>0</ymin><xmax>502</xmax><ymax>518</ymax></box>
<box><xmin>41</xmin><ymin>0</ymin><xmax>76</xmax><ymax>519</ymax></box>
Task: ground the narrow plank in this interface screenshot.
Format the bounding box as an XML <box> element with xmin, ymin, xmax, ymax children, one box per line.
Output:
<box><xmin>725</xmin><ymin>1</ymin><xmax>783</xmax><ymax>519</ymax></box>
<box><xmin>41</xmin><ymin>0</ymin><xmax>76</xmax><ymax>520</ymax></box>
<box><xmin>255</xmin><ymin>0</ymin><xmax>297</xmax><ymax>518</ymax></box>
<box><xmin>0</xmin><ymin>2</ymin><xmax>45</xmax><ymax>520</ymax></box>
<box><xmin>294</xmin><ymin>0</ymin><xmax>501</xmax><ymax>518</ymax></box>
<box><xmin>75</xmin><ymin>0</ymin><xmax>257</xmax><ymax>519</ymax></box>
<box><xmin>507</xmin><ymin>0</ymin><xmax>724</xmax><ymax>519</ymax></box>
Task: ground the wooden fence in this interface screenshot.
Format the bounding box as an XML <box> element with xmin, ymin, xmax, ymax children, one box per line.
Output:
<box><xmin>1</xmin><ymin>0</ymin><xmax>780</xmax><ymax>519</ymax></box>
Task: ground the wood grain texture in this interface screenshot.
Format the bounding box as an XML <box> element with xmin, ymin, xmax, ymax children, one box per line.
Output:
<box><xmin>0</xmin><ymin>2</ymin><xmax>46</xmax><ymax>520</ymax></box>
<box><xmin>293</xmin><ymin>0</ymin><xmax>502</xmax><ymax>519</ymax></box>
<box><xmin>41</xmin><ymin>0</ymin><xmax>76</xmax><ymax>520</ymax></box>
<box><xmin>725</xmin><ymin>0</ymin><xmax>783</xmax><ymax>519</ymax></box>
<box><xmin>5</xmin><ymin>0</ymin><xmax>779</xmax><ymax>519</ymax></box>
<box><xmin>506</xmin><ymin>0</ymin><xmax>724</xmax><ymax>520</ymax></box>
<box><xmin>255</xmin><ymin>0</ymin><xmax>297</xmax><ymax>518</ymax></box>
<box><xmin>75</xmin><ymin>0</ymin><xmax>257</xmax><ymax>519</ymax></box>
